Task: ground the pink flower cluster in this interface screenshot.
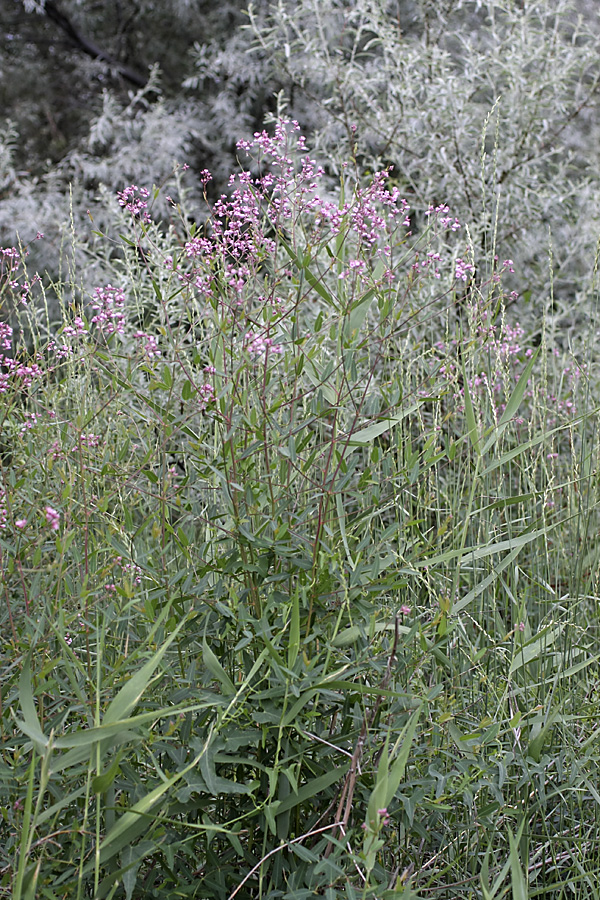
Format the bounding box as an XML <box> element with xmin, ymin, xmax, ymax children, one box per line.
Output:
<box><xmin>426</xmin><ymin>204</ymin><xmax>461</xmax><ymax>232</ymax></box>
<box><xmin>113</xmin><ymin>556</ymin><xmax>143</xmax><ymax>585</ymax></box>
<box><xmin>73</xmin><ymin>432</ymin><xmax>103</xmax><ymax>451</ymax></box>
<box><xmin>0</xmin><ymin>321</ymin><xmax>44</xmax><ymax>394</ymax></box>
<box><xmin>117</xmin><ymin>185</ymin><xmax>151</xmax><ymax>223</ymax></box>
<box><xmin>455</xmin><ymin>258</ymin><xmax>475</xmax><ymax>282</ymax></box>
<box><xmin>0</xmin><ymin>322</ymin><xmax>11</xmax><ymax>351</ymax></box>
<box><xmin>62</xmin><ymin>317</ymin><xmax>87</xmax><ymax>338</ymax></box>
<box><xmin>45</xmin><ymin>506</ymin><xmax>60</xmax><ymax>531</ymax></box>
<box><xmin>411</xmin><ymin>250</ymin><xmax>442</xmax><ymax>279</ymax></box>
<box><xmin>19</xmin><ymin>412</ymin><xmax>39</xmax><ymax>433</ymax></box>
<box><xmin>0</xmin><ymin>489</ymin><xmax>6</xmax><ymax>530</ymax></box>
<box><xmin>1</xmin><ymin>245</ymin><xmax>40</xmax><ymax>305</ymax></box>
<box><xmin>197</xmin><ymin>382</ymin><xmax>215</xmax><ymax>409</ymax></box>
<box><xmin>167</xmin><ymin>119</ymin><xmax>418</xmax><ymax>318</ymax></box>
<box><xmin>134</xmin><ymin>331</ymin><xmax>161</xmax><ymax>358</ymax></box>
<box><xmin>90</xmin><ymin>285</ymin><xmax>126</xmax><ymax>335</ymax></box>
<box><xmin>244</xmin><ymin>331</ymin><xmax>283</xmax><ymax>358</ymax></box>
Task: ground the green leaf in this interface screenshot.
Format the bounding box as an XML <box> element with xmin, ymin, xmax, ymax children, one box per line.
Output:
<box><xmin>92</xmin><ymin>753</ymin><xmax>123</xmax><ymax>794</ymax></box>
<box><xmin>203</xmin><ymin>639</ymin><xmax>236</xmax><ymax>696</ymax></box>
<box><xmin>304</xmin><ymin>357</ymin><xmax>337</xmax><ymax>405</ymax></box>
<box><xmin>527</xmin><ymin>713</ymin><xmax>557</xmax><ymax>763</ymax></box>
<box><xmin>275</xmin><ymin>763</ymin><xmax>350</xmax><ymax>816</ymax></box>
<box><xmin>279</xmin><ymin>234</ymin><xmax>338</xmax><ymax>309</ymax></box>
<box><xmin>36</xmin><ymin>784</ymin><xmax>88</xmax><ymax>826</ymax></box>
<box><xmin>288</xmin><ymin>590</ymin><xmax>300</xmax><ymax>669</ymax></box>
<box><xmin>507</xmin><ymin>827</ymin><xmax>528</xmax><ymax>900</ymax></box>
<box><xmin>336</xmin><ymin>492</ymin><xmax>355</xmax><ymax>569</ymax></box>
<box><xmin>103</xmin><ymin>617</ymin><xmax>187</xmax><ymax>725</ymax></box>
<box><xmin>345</xmin><ymin>291</ymin><xmax>374</xmax><ymax>341</ymax></box>
<box><xmin>348</xmin><ymin>403</ymin><xmax>422</xmax><ymax>444</ymax></box>
<box><xmin>509</xmin><ymin>624</ymin><xmax>564</xmax><ymax>673</ymax></box>
<box><xmin>199</xmin><ymin>740</ymin><xmax>255</xmax><ymax>796</ymax></box>
<box><xmin>152</xmin><ymin>279</ymin><xmax>162</xmax><ymax>301</ymax></box>
<box><xmin>18</xmin><ymin>653</ymin><xmax>47</xmax><ymax>749</ymax></box>
<box><xmin>367</xmin><ymin>704</ymin><xmax>422</xmax><ymax>825</ymax></box>
<box><xmin>462</xmin><ymin>363</ymin><xmax>481</xmax><ymax>456</ymax></box>
<box><xmin>333</xmin><ymin>621</ymin><xmax>411</xmax><ymax>647</ymax></box>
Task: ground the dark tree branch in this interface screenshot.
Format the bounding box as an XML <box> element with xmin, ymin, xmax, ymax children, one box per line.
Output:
<box><xmin>42</xmin><ymin>0</ymin><xmax>148</xmax><ymax>88</ymax></box>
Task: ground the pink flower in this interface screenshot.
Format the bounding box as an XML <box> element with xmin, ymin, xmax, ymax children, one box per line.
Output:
<box><xmin>90</xmin><ymin>284</ymin><xmax>126</xmax><ymax>335</ymax></box>
<box><xmin>455</xmin><ymin>258</ymin><xmax>475</xmax><ymax>282</ymax></box>
<box><xmin>117</xmin><ymin>185</ymin><xmax>151</xmax><ymax>222</ymax></box>
<box><xmin>15</xmin><ymin>519</ymin><xmax>27</xmax><ymax>529</ymax></box>
<box><xmin>45</xmin><ymin>506</ymin><xmax>60</xmax><ymax>530</ymax></box>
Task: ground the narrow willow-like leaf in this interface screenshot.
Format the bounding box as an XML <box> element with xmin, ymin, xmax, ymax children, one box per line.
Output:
<box><xmin>348</xmin><ymin>402</ymin><xmax>423</xmax><ymax>444</ymax></box>
<box><xmin>17</xmin><ymin>653</ymin><xmax>47</xmax><ymax>749</ymax></box>
<box><xmin>288</xmin><ymin>590</ymin><xmax>300</xmax><ymax>669</ymax></box>
<box><xmin>508</xmin><ymin>827</ymin><xmax>528</xmax><ymax>900</ymax></box>
<box><xmin>366</xmin><ymin>704</ymin><xmax>422</xmax><ymax>824</ymax></box>
<box><xmin>417</xmin><ymin>526</ymin><xmax>547</xmax><ymax>568</ymax></box>
<box><xmin>203</xmin><ymin>638</ymin><xmax>236</xmax><ymax>696</ymax></box>
<box><xmin>509</xmin><ymin>624</ymin><xmax>564</xmax><ymax>673</ymax></box>
<box><xmin>274</xmin><ymin>762</ymin><xmax>351</xmax><ymax>816</ymax></box>
<box><xmin>103</xmin><ymin>617</ymin><xmax>187</xmax><ymax>725</ymax></box>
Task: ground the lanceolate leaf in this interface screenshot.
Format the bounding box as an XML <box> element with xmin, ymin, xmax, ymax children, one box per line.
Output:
<box><xmin>103</xmin><ymin>617</ymin><xmax>187</xmax><ymax>725</ymax></box>
<box><xmin>348</xmin><ymin>402</ymin><xmax>423</xmax><ymax>444</ymax></box>
<box><xmin>17</xmin><ymin>653</ymin><xmax>47</xmax><ymax>750</ymax></box>
<box><xmin>81</xmin><ymin>730</ymin><xmax>216</xmax><ymax>873</ymax></box>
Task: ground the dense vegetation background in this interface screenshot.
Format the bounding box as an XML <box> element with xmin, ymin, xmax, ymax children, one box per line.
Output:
<box><xmin>3</xmin><ymin>1</ymin><xmax>600</xmax><ymax>898</ymax></box>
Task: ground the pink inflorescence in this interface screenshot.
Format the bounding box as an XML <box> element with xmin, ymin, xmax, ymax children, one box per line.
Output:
<box><xmin>169</xmin><ymin>119</ymin><xmax>417</xmax><ymax>318</ymax></box>
<box><xmin>0</xmin><ymin>321</ymin><xmax>44</xmax><ymax>394</ymax></box>
<box><xmin>113</xmin><ymin>556</ymin><xmax>143</xmax><ymax>586</ymax></box>
<box><xmin>134</xmin><ymin>331</ymin><xmax>161</xmax><ymax>358</ymax></box>
<box><xmin>244</xmin><ymin>331</ymin><xmax>283</xmax><ymax>359</ymax></box>
<box><xmin>62</xmin><ymin>317</ymin><xmax>88</xmax><ymax>339</ymax></box>
<box><xmin>73</xmin><ymin>432</ymin><xmax>103</xmax><ymax>452</ymax></box>
<box><xmin>1</xmin><ymin>245</ymin><xmax>40</xmax><ymax>305</ymax></box>
<box><xmin>455</xmin><ymin>258</ymin><xmax>475</xmax><ymax>282</ymax></box>
<box><xmin>0</xmin><ymin>322</ymin><xmax>12</xmax><ymax>351</ymax></box>
<box><xmin>117</xmin><ymin>185</ymin><xmax>151</xmax><ymax>223</ymax></box>
<box><xmin>426</xmin><ymin>204</ymin><xmax>461</xmax><ymax>232</ymax></box>
<box><xmin>90</xmin><ymin>285</ymin><xmax>126</xmax><ymax>335</ymax></box>
<box><xmin>45</xmin><ymin>506</ymin><xmax>60</xmax><ymax>531</ymax></box>
<box><xmin>197</xmin><ymin>383</ymin><xmax>215</xmax><ymax>409</ymax></box>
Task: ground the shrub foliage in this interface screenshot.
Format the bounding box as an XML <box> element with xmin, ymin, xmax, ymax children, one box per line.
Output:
<box><xmin>1</xmin><ymin>121</ymin><xmax>599</xmax><ymax>899</ymax></box>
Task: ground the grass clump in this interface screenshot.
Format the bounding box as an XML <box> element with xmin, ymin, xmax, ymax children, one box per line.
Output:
<box><xmin>1</xmin><ymin>120</ymin><xmax>600</xmax><ymax>899</ymax></box>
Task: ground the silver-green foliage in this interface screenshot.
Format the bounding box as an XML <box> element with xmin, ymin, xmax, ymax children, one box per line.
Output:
<box><xmin>250</xmin><ymin>0</ymin><xmax>600</xmax><ymax>333</ymax></box>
